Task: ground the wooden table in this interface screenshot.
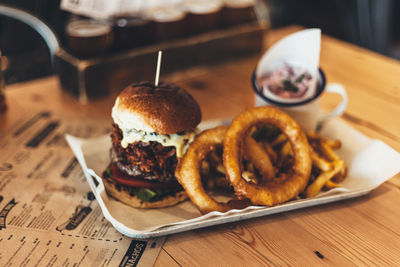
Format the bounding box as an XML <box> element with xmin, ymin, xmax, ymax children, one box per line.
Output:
<box><xmin>2</xmin><ymin>25</ymin><xmax>400</xmax><ymax>265</ymax></box>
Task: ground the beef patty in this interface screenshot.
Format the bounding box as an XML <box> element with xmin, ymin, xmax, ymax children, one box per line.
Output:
<box><xmin>111</xmin><ymin>124</ymin><xmax>178</xmax><ymax>182</ymax></box>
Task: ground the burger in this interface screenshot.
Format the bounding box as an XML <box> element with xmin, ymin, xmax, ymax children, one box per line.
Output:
<box><xmin>102</xmin><ymin>81</ymin><xmax>201</xmax><ymax>208</ymax></box>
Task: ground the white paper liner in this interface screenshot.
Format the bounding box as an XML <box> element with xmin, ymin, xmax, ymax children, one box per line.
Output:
<box><xmin>255</xmin><ymin>28</ymin><xmax>321</xmax><ymax>103</ymax></box>
<box><xmin>66</xmin><ymin>119</ymin><xmax>400</xmax><ymax>239</ymax></box>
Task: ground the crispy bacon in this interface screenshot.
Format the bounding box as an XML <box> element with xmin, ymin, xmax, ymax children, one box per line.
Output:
<box><xmin>111</xmin><ymin>124</ymin><xmax>178</xmax><ymax>182</ymax></box>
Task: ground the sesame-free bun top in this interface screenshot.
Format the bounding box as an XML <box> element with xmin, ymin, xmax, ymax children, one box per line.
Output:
<box><xmin>112</xmin><ymin>81</ymin><xmax>201</xmax><ymax>134</ymax></box>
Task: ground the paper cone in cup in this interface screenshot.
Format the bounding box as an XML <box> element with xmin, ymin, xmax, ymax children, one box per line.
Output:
<box><xmin>255</xmin><ymin>28</ymin><xmax>321</xmax><ymax>104</ymax></box>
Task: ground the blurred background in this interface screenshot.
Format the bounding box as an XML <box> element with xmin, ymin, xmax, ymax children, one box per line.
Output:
<box><xmin>0</xmin><ymin>0</ymin><xmax>398</xmax><ymax>86</ymax></box>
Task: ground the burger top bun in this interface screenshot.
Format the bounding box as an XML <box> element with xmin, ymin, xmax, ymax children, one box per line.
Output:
<box><xmin>112</xmin><ymin>81</ymin><xmax>201</xmax><ymax>134</ymax></box>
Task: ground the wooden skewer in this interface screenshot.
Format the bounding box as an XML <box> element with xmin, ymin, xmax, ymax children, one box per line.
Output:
<box><xmin>155</xmin><ymin>51</ymin><xmax>162</xmax><ymax>86</ymax></box>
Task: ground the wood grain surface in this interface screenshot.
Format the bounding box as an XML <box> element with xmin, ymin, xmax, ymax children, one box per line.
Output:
<box><xmin>1</xmin><ymin>25</ymin><xmax>400</xmax><ymax>266</ymax></box>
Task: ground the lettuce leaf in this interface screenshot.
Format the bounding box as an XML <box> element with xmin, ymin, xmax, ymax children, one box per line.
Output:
<box><xmin>103</xmin><ymin>167</ymin><xmax>179</xmax><ymax>202</ymax></box>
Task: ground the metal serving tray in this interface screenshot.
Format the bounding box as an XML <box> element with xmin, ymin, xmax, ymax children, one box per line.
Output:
<box><xmin>66</xmin><ymin>119</ymin><xmax>400</xmax><ymax>239</ymax></box>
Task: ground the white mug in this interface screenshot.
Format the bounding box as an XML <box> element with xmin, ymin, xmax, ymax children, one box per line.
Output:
<box><xmin>252</xmin><ymin>69</ymin><xmax>347</xmax><ymax>131</ymax></box>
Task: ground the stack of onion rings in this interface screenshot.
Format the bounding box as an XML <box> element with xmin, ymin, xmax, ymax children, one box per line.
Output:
<box><xmin>176</xmin><ymin>106</ymin><xmax>313</xmax><ymax>213</ymax></box>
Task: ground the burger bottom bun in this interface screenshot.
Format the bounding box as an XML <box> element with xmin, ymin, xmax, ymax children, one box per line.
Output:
<box><xmin>102</xmin><ymin>176</ymin><xmax>188</xmax><ymax>209</ymax></box>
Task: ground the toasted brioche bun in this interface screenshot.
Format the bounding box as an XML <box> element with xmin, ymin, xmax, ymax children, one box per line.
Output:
<box><xmin>102</xmin><ymin>175</ymin><xmax>188</xmax><ymax>209</ymax></box>
<box><xmin>112</xmin><ymin>81</ymin><xmax>201</xmax><ymax>134</ymax></box>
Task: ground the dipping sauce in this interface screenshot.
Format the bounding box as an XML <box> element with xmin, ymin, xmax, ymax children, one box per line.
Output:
<box><xmin>257</xmin><ymin>64</ymin><xmax>312</xmax><ymax>99</ymax></box>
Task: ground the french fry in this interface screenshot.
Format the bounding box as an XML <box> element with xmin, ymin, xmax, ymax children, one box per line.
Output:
<box><xmin>245</xmin><ymin>162</ymin><xmax>255</xmax><ymax>172</ymax></box>
<box><xmin>272</xmin><ymin>133</ymin><xmax>287</xmax><ymax>147</ymax></box>
<box><xmin>280</xmin><ymin>141</ymin><xmax>293</xmax><ymax>158</ymax></box>
<box><xmin>332</xmin><ymin>164</ymin><xmax>348</xmax><ymax>183</ymax></box>
<box><xmin>245</xmin><ymin>136</ymin><xmax>276</xmax><ymax>181</ymax></box>
<box><xmin>215</xmin><ymin>176</ymin><xmax>230</xmax><ymax>188</ymax></box>
<box><xmin>325</xmin><ymin>180</ymin><xmax>340</xmax><ymax>189</ymax></box>
<box><xmin>305</xmin><ymin>160</ymin><xmax>345</xmax><ymax>198</ymax></box>
<box><xmin>319</xmin><ymin>141</ymin><xmax>347</xmax><ymax>183</ymax></box>
<box><xmin>320</xmin><ymin>142</ymin><xmax>340</xmax><ymax>161</ymax></box>
<box><xmin>306</xmin><ymin>131</ymin><xmax>322</xmax><ymax>140</ymax></box>
<box><xmin>311</xmin><ymin>149</ymin><xmax>333</xmax><ymax>172</ymax></box>
<box><xmin>260</xmin><ymin>141</ymin><xmax>278</xmax><ymax>163</ymax></box>
<box><xmin>307</xmin><ymin>131</ymin><xmax>341</xmax><ymax>149</ymax></box>
<box><xmin>204</xmin><ymin>175</ymin><xmax>216</xmax><ymax>189</ymax></box>
<box><xmin>216</xmin><ymin>163</ymin><xmax>226</xmax><ymax>175</ymax></box>
<box><xmin>204</xmin><ymin>175</ymin><xmax>230</xmax><ymax>190</ymax></box>
<box><xmin>200</xmin><ymin>160</ymin><xmax>210</xmax><ymax>175</ymax></box>
<box><xmin>325</xmin><ymin>139</ymin><xmax>341</xmax><ymax>149</ymax></box>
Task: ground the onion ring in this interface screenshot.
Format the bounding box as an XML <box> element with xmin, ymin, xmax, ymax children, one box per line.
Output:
<box><xmin>175</xmin><ymin>126</ymin><xmax>234</xmax><ymax>214</ymax></box>
<box><xmin>223</xmin><ymin>106</ymin><xmax>312</xmax><ymax>206</ymax></box>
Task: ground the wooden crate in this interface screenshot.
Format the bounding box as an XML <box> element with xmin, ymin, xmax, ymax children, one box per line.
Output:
<box><xmin>54</xmin><ymin>21</ymin><xmax>268</xmax><ymax>103</ymax></box>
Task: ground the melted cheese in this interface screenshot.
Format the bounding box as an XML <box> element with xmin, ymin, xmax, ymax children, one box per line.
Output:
<box><xmin>119</xmin><ymin>128</ymin><xmax>197</xmax><ymax>158</ymax></box>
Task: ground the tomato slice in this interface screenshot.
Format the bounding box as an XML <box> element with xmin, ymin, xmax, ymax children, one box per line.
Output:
<box><xmin>111</xmin><ymin>164</ymin><xmax>178</xmax><ymax>189</ymax></box>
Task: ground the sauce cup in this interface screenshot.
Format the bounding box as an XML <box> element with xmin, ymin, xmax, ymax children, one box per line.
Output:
<box><xmin>252</xmin><ymin>68</ymin><xmax>347</xmax><ymax>131</ymax></box>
